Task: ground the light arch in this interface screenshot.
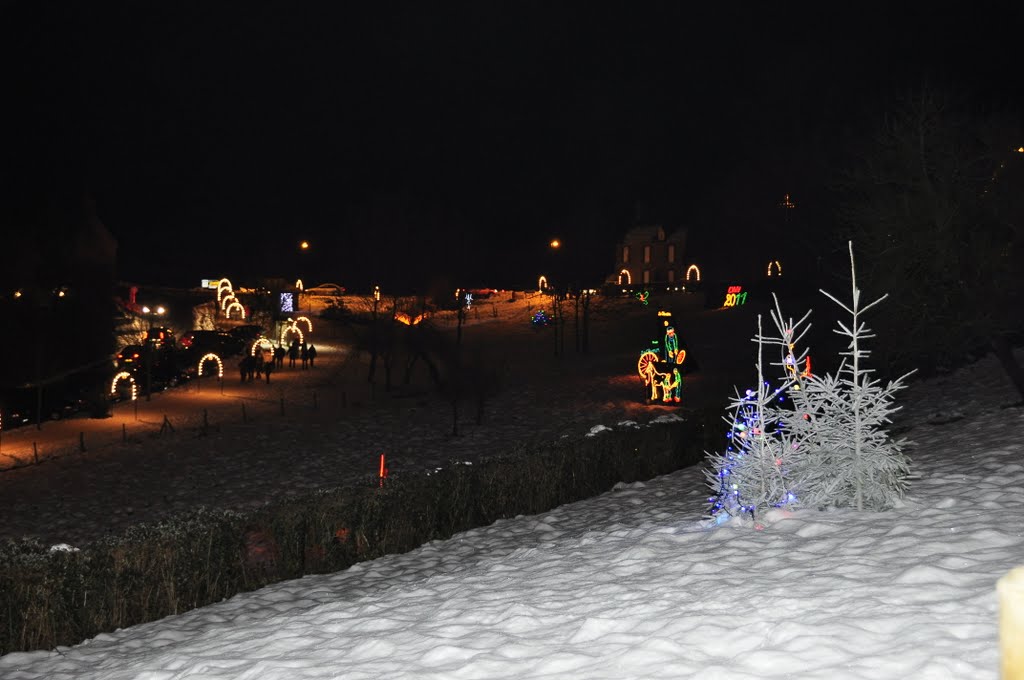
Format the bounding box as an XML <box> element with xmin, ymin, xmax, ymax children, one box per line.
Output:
<box><xmin>111</xmin><ymin>371</ymin><xmax>137</xmax><ymax>401</ymax></box>
<box><xmin>618</xmin><ymin>269</ymin><xmax>632</xmax><ymax>285</ymax></box>
<box><xmin>198</xmin><ymin>352</ymin><xmax>223</xmax><ymax>379</ymax></box>
<box><xmin>685</xmin><ymin>264</ymin><xmax>701</xmax><ymax>282</ymax></box>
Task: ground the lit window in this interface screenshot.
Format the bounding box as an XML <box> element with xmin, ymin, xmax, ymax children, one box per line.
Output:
<box><xmin>643</xmin><ymin>245</ymin><xmax>651</xmax><ymax>263</ymax></box>
<box><xmin>622</xmin><ymin>246</ymin><xmax>630</xmax><ymax>262</ymax></box>
<box><xmin>643</xmin><ymin>269</ymin><xmax>651</xmax><ymax>284</ymax></box>
<box><xmin>668</xmin><ymin>244</ymin><xmax>675</xmax><ymax>263</ymax></box>
<box><xmin>668</xmin><ymin>269</ymin><xmax>675</xmax><ymax>282</ymax></box>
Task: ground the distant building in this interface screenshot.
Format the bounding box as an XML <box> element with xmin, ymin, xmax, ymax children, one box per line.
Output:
<box><xmin>607</xmin><ymin>225</ymin><xmax>688</xmax><ymax>287</ymax></box>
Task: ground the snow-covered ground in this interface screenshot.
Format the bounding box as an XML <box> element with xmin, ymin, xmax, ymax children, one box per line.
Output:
<box><xmin>1</xmin><ymin>353</ymin><xmax>1022</xmax><ymax>679</ymax></box>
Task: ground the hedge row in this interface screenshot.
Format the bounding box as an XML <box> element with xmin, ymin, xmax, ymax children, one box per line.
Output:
<box><xmin>0</xmin><ymin>415</ymin><xmax>714</xmax><ymax>655</ymax></box>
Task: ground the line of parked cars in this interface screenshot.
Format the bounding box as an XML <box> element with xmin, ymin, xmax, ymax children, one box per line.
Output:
<box><xmin>1</xmin><ymin>325</ymin><xmax>268</xmax><ymax>431</ymax></box>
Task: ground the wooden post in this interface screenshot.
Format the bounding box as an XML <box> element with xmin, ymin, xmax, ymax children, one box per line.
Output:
<box><xmin>122</xmin><ymin>423</ymin><xmax>127</xmax><ymax>443</ymax></box>
<box><xmin>313</xmin><ymin>391</ymin><xmax>318</xmax><ymax>410</ymax></box>
<box><xmin>279</xmin><ymin>397</ymin><xmax>285</xmax><ymax>416</ymax></box>
<box><xmin>242</xmin><ymin>402</ymin><xmax>248</xmax><ymax>423</ymax></box>
<box><xmin>79</xmin><ymin>432</ymin><xmax>86</xmax><ymax>453</ymax></box>
<box><xmin>33</xmin><ymin>442</ymin><xmax>38</xmax><ymax>465</ymax></box>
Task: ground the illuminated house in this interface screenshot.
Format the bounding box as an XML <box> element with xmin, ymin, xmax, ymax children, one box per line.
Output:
<box><xmin>607</xmin><ymin>225</ymin><xmax>688</xmax><ymax>287</ymax></box>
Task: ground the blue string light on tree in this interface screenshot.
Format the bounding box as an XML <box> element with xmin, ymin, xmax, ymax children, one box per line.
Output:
<box><xmin>531</xmin><ymin>309</ymin><xmax>552</xmax><ymax>328</ymax></box>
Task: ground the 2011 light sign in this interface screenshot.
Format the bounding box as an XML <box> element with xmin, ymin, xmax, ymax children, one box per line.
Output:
<box><xmin>722</xmin><ymin>285</ymin><xmax>748</xmax><ymax>307</ymax></box>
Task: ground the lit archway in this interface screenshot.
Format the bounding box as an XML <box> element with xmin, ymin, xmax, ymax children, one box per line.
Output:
<box><xmin>111</xmin><ymin>371</ymin><xmax>137</xmax><ymax>401</ymax></box>
<box><xmin>225</xmin><ymin>301</ymin><xmax>246</xmax><ymax>320</ymax></box>
<box><xmin>685</xmin><ymin>264</ymin><xmax>701</xmax><ymax>282</ymax></box>
<box><xmin>295</xmin><ymin>279</ymin><xmax>304</xmax><ymax>291</ymax></box>
<box><xmin>767</xmin><ymin>260</ymin><xmax>782</xmax><ymax>277</ymax></box>
<box><xmin>197</xmin><ymin>352</ymin><xmax>223</xmax><ymax>379</ymax></box>
<box><xmin>220</xmin><ymin>293</ymin><xmax>237</xmax><ymax>311</ymax></box>
<box><xmin>281</xmin><ymin>322</ymin><xmax>304</xmax><ymax>346</ymax></box>
<box><xmin>618</xmin><ymin>269</ymin><xmax>632</xmax><ymax>285</ymax></box>
<box><xmin>538</xmin><ymin>275</ymin><xmax>548</xmax><ymax>291</ymax></box>
<box><xmin>294</xmin><ymin>316</ymin><xmax>313</xmax><ymax>334</ymax></box>
<box><xmin>250</xmin><ymin>337</ymin><xmax>274</xmax><ymax>356</ymax></box>
<box><xmin>217</xmin><ymin>278</ymin><xmax>233</xmax><ymax>303</ymax></box>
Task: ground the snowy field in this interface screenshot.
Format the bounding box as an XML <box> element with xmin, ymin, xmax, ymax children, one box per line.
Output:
<box><xmin>1</xmin><ymin>352</ymin><xmax>1022</xmax><ymax>679</ymax></box>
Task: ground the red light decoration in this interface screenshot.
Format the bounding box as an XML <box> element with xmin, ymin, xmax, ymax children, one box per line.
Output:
<box><xmin>379</xmin><ymin>453</ymin><xmax>388</xmax><ymax>487</ymax></box>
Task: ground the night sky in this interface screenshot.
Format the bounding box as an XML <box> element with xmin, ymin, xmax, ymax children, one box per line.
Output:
<box><xmin>3</xmin><ymin>3</ymin><xmax>1021</xmax><ymax>292</ymax></box>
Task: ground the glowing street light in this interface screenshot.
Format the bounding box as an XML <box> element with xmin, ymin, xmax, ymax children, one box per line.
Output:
<box><xmin>300</xmin><ymin>240</ymin><xmax>310</xmax><ymax>250</ymax></box>
<box><xmin>549</xmin><ymin>239</ymin><xmax>561</xmax><ymax>249</ymax></box>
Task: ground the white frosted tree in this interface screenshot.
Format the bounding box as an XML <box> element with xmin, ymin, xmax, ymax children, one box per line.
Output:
<box><xmin>789</xmin><ymin>242</ymin><xmax>913</xmax><ymax>511</ymax></box>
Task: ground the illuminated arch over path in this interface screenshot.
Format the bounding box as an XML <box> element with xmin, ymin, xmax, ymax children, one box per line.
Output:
<box><xmin>294</xmin><ymin>316</ymin><xmax>313</xmax><ymax>334</ymax></box>
<box><xmin>767</xmin><ymin>260</ymin><xmax>782</xmax><ymax>277</ymax></box>
<box><xmin>685</xmin><ymin>264</ymin><xmax>701</xmax><ymax>282</ymax></box>
<box><xmin>225</xmin><ymin>301</ymin><xmax>246</xmax><ymax>320</ymax></box>
<box><xmin>111</xmin><ymin>371</ymin><xmax>137</xmax><ymax>400</ymax></box>
<box><xmin>217</xmin><ymin>278</ymin><xmax>233</xmax><ymax>303</ymax></box>
<box><xmin>197</xmin><ymin>353</ymin><xmax>223</xmax><ymax>379</ymax></box>
<box><xmin>281</xmin><ymin>322</ymin><xmax>305</xmax><ymax>347</ymax></box>
<box><xmin>538</xmin><ymin>275</ymin><xmax>548</xmax><ymax>292</ymax></box>
<box><xmin>250</xmin><ymin>337</ymin><xmax>274</xmax><ymax>356</ymax></box>
<box><xmin>618</xmin><ymin>269</ymin><xmax>632</xmax><ymax>285</ymax></box>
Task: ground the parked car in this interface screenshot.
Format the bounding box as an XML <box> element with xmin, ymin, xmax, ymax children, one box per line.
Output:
<box><xmin>0</xmin><ymin>386</ymin><xmax>87</xmax><ymax>429</ymax></box>
<box><xmin>179</xmin><ymin>330</ymin><xmax>241</xmax><ymax>357</ymax></box>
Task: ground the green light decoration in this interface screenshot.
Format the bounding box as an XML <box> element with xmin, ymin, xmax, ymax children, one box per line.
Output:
<box><xmin>635</xmin><ymin>290</ymin><xmax>650</xmax><ymax>305</ymax></box>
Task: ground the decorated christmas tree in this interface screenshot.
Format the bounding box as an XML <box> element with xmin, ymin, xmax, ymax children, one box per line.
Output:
<box><xmin>705</xmin><ymin>242</ymin><xmax>913</xmax><ymax>522</ymax></box>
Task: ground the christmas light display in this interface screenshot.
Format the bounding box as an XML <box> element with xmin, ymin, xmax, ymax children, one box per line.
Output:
<box><xmin>705</xmin><ymin>243</ymin><xmax>912</xmax><ymax>523</ymax></box>
<box><xmin>220</xmin><ymin>294</ymin><xmax>237</xmax><ymax>311</ymax></box>
<box><xmin>280</xmin><ymin>322</ymin><xmax>304</xmax><ymax>347</ymax></box>
<box><xmin>295</xmin><ymin>279</ymin><xmax>304</xmax><ymax>291</ymax></box>
<box><xmin>395</xmin><ymin>311</ymin><xmax>426</xmax><ymax>326</ymax></box>
<box><xmin>217</xmin><ymin>279</ymin><xmax>233</xmax><ymax>303</ymax></box>
<box><xmin>464</xmin><ymin>292</ymin><xmax>473</xmax><ymax>308</ymax></box>
<box><xmin>685</xmin><ymin>264</ymin><xmax>701</xmax><ymax>282</ymax></box>
<box><xmin>538</xmin><ymin>275</ymin><xmax>548</xmax><ymax>291</ymax></box>
<box><xmin>767</xmin><ymin>260</ymin><xmax>783</xmax><ymax>277</ymax></box>
<box><xmin>294</xmin><ymin>316</ymin><xmax>313</xmax><ymax>334</ymax></box>
<box><xmin>111</xmin><ymin>371</ymin><xmax>137</xmax><ymax>400</ymax></box>
<box><xmin>250</xmin><ymin>337</ymin><xmax>274</xmax><ymax>356</ymax></box>
<box><xmin>531</xmin><ymin>309</ymin><xmax>551</xmax><ymax>328</ymax></box>
<box><xmin>618</xmin><ymin>269</ymin><xmax>632</xmax><ymax>285</ymax></box>
<box><xmin>373</xmin><ymin>285</ymin><xmax>381</xmax><ymax>302</ymax></box>
<box><xmin>635</xmin><ymin>290</ymin><xmax>650</xmax><ymax>305</ymax></box>
<box><xmin>722</xmin><ymin>285</ymin><xmax>748</xmax><ymax>307</ymax></box>
<box><xmin>225</xmin><ymin>301</ymin><xmax>246</xmax><ymax>319</ymax></box>
<box><xmin>197</xmin><ymin>352</ymin><xmax>224</xmax><ymax>379</ymax></box>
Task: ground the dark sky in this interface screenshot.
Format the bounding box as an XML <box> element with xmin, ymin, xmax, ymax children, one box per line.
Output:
<box><xmin>3</xmin><ymin>2</ymin><xmax>1022</xmax><ymax>291</ymax></box>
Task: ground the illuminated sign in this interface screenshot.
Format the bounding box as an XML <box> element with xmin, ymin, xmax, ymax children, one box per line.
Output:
<box><xmin>722</xmin><ymin>285</ymin><xmax>748</xmax><ymax>307</ymax></box>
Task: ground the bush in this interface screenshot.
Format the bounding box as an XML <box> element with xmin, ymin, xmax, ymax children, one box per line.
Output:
<box><xmin>0</xmin><ymin>416</ymin><xmax>706</xmax><ymax>654</ymax></box>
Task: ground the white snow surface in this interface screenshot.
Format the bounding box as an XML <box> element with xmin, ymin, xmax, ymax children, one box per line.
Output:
<box><xmin>2</xmin><ymin>356</ymin><xmax>1023</xmax><ymax>679</ymax></box>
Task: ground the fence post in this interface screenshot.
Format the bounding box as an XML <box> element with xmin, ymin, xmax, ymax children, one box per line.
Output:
<box><xmin>313</xmin><ymin>391</ymin><xmax>318</xmax><ymax>410</ymax></box>
<box><xmin>79</xmin><ymin>432</ymin><xmax>86</xmax><ymax>453</ymax></box>
<box><xmin>242</xmin><ymin>402</ymin><xmax>248</xmax><ymax>423</ymax></box>
<box><xmin>33</xmin><ymin>442</ymin><xmax>39</xmax><ymax>465</ymax></box>
<box><xmin>279</xmin><ymin>397</ymin><xmax>285</xmax><ymax>416</ymax></box>
<box><xmin>122</xmin><ymin>423</ymin><xmax>127</xmax><ymax>443</ymax></box>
